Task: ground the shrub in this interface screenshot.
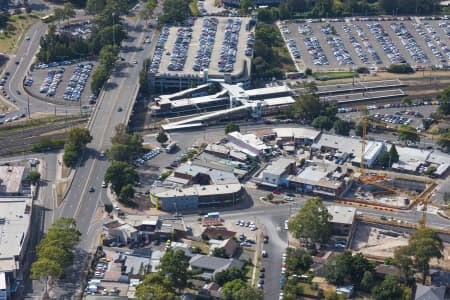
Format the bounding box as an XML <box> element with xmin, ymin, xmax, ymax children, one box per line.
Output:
<box><xmin>387</xmin><ymin>64</ymin><xmax>414</xmax><ymax>74</ymax></box>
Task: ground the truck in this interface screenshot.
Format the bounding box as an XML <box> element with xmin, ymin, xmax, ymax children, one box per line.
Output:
<box><xmin>205</xmin><ymin>212</ymin><xmax>220</xmax><ymax>218</ymax></box>
<box><xmin>165</xmin><ymin>142</ymin><xmax>177</xmax><ymax>153</ymax></box>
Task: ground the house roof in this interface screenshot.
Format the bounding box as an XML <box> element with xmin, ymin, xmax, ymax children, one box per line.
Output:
<box><xmin>415</xmin><ymin>284</ymin><xmax>446</xmax><ymax>300</ymax></box>
<box><xmin>189</xmin><ymin>255</ymin><xmax>243</xmax><ymax>273</ymax></box>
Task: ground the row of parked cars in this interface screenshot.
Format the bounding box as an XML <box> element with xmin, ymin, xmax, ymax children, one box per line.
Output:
<box><xmin>325</xmin><ymin>35</ymin><xmax>353</xmax><ymax>65</ymax></box>
<box><xmin>217</xmin><ymin>18</ymin><xmax>242</xmax><ymax>73</ymax></box>
<box><xmin>39</xmin><ymin>68</ymin><xmax>64</xmax><ymax>96</ymax></box>
<box><xmin>193</xmin><ymin>18</ymin><xmax>218</xmax><ymax>72</ymax></box>
<box><xmin>34</xmin><ymin>58</ymin><xmax>94</xmax><ymax>70</ymax></box>
<box><xmin>419</xmin><ymin>22</ymin><xmax>450</xmax><ymax>62</ymax></box>
<box><xmin>93</xmin><ymin>261</ymin><xmax>108</xmax><ymax>279</ymax></box>
<box><xmin>134</xmin><ymin>148</ymin><xmax>161</xmax><ymax>166</ymax></box>
<box><xmin>285</xmin><ymin>38</ymin><xmax>300</xmax><ymax>59</ymax></box>
<box><xmin>168</xmin><ymin>28</ymin><xmax>192</xmax><ymax>71</ymax></box>
<box><xmin>298</xmin><ymin>24</ymin><xmax>314</xmax><ymax>36</ymax></box>
<box><xmin>343</xmin><ymin>24</ymin><xmax>381</xmax><ymax>65</ymax></box>
<box><xmin>390</xmin><ymin>22</ymin><xmax>428</xmax><ymax>64</ymax></box>
<box><xmin>149</xmin><ymin>26</ymin><xmax>170</xmax><ymax>73</ymax></box>
<box><xmin>367</xmin><ymin>23</ymin><xmax>407</xmax><ymax>64</ymax></box>
<box><xmin>64</xmin><ymin>63</ymin><xmax>93</xmax><ymax>101</ymax></box>
<box><xmin>245</xmin><ymin>32</ymin><xmax>254</xmax><ymax>57</ymax></box>
<box><xmin>304</xmin><ymin>36</ymin><xmax>329</xmax><ymax>65</ymax></box>
<box><xmin>373</xmin><ymin>113</ymin><xmax>413</xmax><ymax>125</ymax></box>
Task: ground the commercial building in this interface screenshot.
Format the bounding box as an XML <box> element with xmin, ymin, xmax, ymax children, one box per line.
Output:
<box><xmin>312</xmin><ymin>133</ymin><xmax>383</xmax><ymax>168</ymax></box>
<box><xmin>150</xmin><ymin>160</ymin><xmax>243</xmax><ymax>211</ymax></box>
<box><xmin>273</xmin><ymin>127</ymin><xmax>321</xmax><ymax>146</ymax></box>
<box><xmin>260</xmin><ymin>158</ymin><xmax>295</xmax><ymax>188</ymax></box>
<box><xmin>288</xmin><ymin>165</ymin><xmax>350</xmax><ymax>198</ymax></box>
<box><xmin>391</xmin><ymin>146</ymin><xmax>431</xmax><ymax>173</ymax></box>
<box><xmin>0</xmin><ymin>197</ymin><xmax>33</xmax><ymax>299</ymax></box>
<box><xmin>227</xmin><ymin>131</ymin><xmax>270</xmax><ymax>158</ymax></box>
<box><xmin>0</xmin><ymin>166</ymin><xmax>26</xmax><ymax>196</ymax></box>
<box><xmin>327</xmin><ymin>205</ymin><xmax>356</xmax><ymax>245</ymax></box>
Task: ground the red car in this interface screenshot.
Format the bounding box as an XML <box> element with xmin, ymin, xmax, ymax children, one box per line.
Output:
<box><xmin>272</xmin><ymin>189</ymin><xmax>281</xmax><ymax>195</ymax></box>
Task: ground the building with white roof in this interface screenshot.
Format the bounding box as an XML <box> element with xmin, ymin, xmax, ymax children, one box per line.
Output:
<box><xmin>327</xmin><ymin>205</ymin><xmax>356</xmax><ymax>246</ymax></box>
<box><xmin>313</xmin><ymin>133</ymin><xmax>383</xmax><ymax>167</ymax></box>
<box><xmin>227</xmin><ymin>131</ymin><xmax>270</xmax><ymax>158</ymax></box>
<box><xmin>0</xmin><ymin>197</ymin><xmax>32</xmax><ymax>299</ymax></box>
<box><xmin>273</xmin><ymin>127</ymin><xmax>321</xmax><ymax>145</ymax></box>
<box><xmin>260</xmin><ymin>158</ymin><xmax>295</xmax><ymax>188</ymax></box>
<box><xmin>288</xmin><ymin>165</ymin><xmax>349</xmax><ymax>198</ymax></box>
<box><xmin>0</xmin><ymin>166</ymin><xmax>26</xmax><ymax>196</ymax></box>
<box><xmin>391</xmin><ymin>146</ymin><xmax>431</xmax><ymax>172</ymax></box>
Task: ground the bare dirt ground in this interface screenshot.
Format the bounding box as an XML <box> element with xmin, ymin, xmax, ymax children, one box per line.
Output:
<box><xmin>351</xmin><ymin>223</ymin><xmax>409</xmax><ymax>258</ymax></box>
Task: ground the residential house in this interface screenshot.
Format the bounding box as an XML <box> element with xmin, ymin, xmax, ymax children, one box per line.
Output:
<box><xmin>415</xmin><ymin>284</ymin><xmax>446</xmax><ymax>300</ymax></box>
<box><xmin>189</xmin><ymin>255</ymin><xmax>244</xmax><ymax>280</ymax></box>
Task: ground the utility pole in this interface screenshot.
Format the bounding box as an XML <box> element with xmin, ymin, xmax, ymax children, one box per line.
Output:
<box><xmin>27</xmin><ymin>95</ymin><xmax>30</xmax><ymax>119</ymax></box>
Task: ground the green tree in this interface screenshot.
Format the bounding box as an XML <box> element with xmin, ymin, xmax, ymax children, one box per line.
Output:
<box><xmin>288</xmin><ymin>197</ymin><xmax>332</xmax><ymax>244</ymax></box>
<box><xmin>333</xmin><ymin>119</ymin><xmax>352</xmax><ymax>136</ymax></box>
<box><xmin>397</xmin><ymin>125</ymin><xmax>420</xmax><ymax>144</ymax></box>
<box><xmin>355</xmin><ymin>122</ymin><xmax>364</xmax><ymax>137</ymax></box>
<box><xmin>389</xmin><ymin>144</ymin><xmax>399</xmax><ymax>163</ymax></box>
<box><xmin>401</xmin><ymin>97</ymin><xmax>412</xmax><ymax>106</ymax></box>
<box><xmin>54</xmin><ymin>7</ymin><xmax>65</xmax><ymax>24</ymax></box>
<box><xmin>108</xmin><ymin>124</ymin><xmax>143</xmax><ymax>162</ymax></box>
<box><xmin>159</xmin><ymin>249</ymin><xmax>191</xmax><ymax>293</ymax></box>
<box><xmin>86</xmin><ymin>0</ymin><xmax>107</xmax><ymax>15</ymax></box>
<box><xmin>119</xmin><ymin>183</ymin><xmax>135</xmax><ymax>203</ymax></box>
<box><xmin>214</xmin><ymin>267</ymin><xmax>245</xmax><ymax>286</ymax></box>
<box><xmin>425</xmin><ymin>166</ymin><xmax>437</xmax><ymax>176</ymax></box>
<box><xmin>91</xmin><ymin>65</ymin><xmax>109</xmax><ymax>94</ymax></box>
<box><xmin>158</xmin><ymin>0</ymin><xmax>189</xmax><ymax>25</ymax></box>
<box><xmin>63</xmin><ymin>3</ymin><xmax>76</xmax><ymax>23</ymax></box>
<box><xmin>377</xmin><ymin>151</ymin><xmax>391</xmax><ymax>168</ymax></box>
<box><xmin>437</xmin><ymin>133</ymin><xmax>450</xmax><ymax>152</ymax></box>
<box><xmin>225</xmin><ymin>121</ymin><xmax>240</xmax><ymax>134</ymax></box>
<box><xmin>285</xmin><ymin>248</ymin><xmax>313</xmax><ymax>275</ymax></box>
<box><xmin>135</xmin><ymin>273</ymin><xmax>178</xmax><ymax>300</ymax></box>
<box><xmin>37</xmin><ymin>245</ymin><xmax>73</xmax><ymax>268</ymax></box>
<box><xmin>212</xmin><ymin>247</ymin><xmax>228</xmax><ymax>258</ymax></box>
<box><xmin>312</xmin><ymin>116</ymin><xmax>334</xmax><ymax>131</ymax></box>
<box><xmin>63</xmin><ymin>143</ymin><xmax>80</xmax><ymax>168</ymax></box>
<box><xmin>360</xmin><ymin>270</ymin><xmax>375</xmax><ymax>292</ymax></box>
<box><xmin>372</xmin><ymin>275</ymin><xmax>404</xmax><ymax>300</ymax></box>
<box><xmin>394</xmin><ymin>246</ymin><xmax>415</xmax><ymax>285</ymax></box>
<box><xmin>408</xmin><ymin>227</ymin><xmax>444</xmax><ymax>283</ymax></box>
<box><xmin>104</xmin><ymin>161</ymin><xmax>139</xmax><ymax>194</ymax></box>
<box><xmin>157</xmin><ymin>132</ymin><xmax>169</xmax><ymax>144</ymax></box>
<box><xmin>42</xmin><ymin>217</ymin><xmax>81</xmax><ymax>251</ymax></box>
<box><xmin>67</xmin><ymin>127</ymin><xmax>92</xmax><ymax>151</ymax></box>
<box><xmin>30</xmin><ymin>258</ymin><xmax>63</xmax><ymax>295</ymax></box>
<box><xmin>240</xmin><ymin>0</ymin><xmax>254</xmax><ymax>12</ymax></box>
<box><xmin>99</xmin><ymin>44</ymin><xmax>119</xmax><ymax>70</ymax></box>
<box><xmin>222</xmin><ymin>279</ymin><xmax>263</xmax><ymax>300</ymax></box>
<box><xmin>108</xmin><ymin>143</ymin><xmax>133</xmax><ymax>162</ymax></box>
<box><xmin>325</xmin><ymin>251</ymin><xmax>374</xmax><ymax>286</ymax></box>
<box><xmin>139</xmin><ymin>0</ymin><xmax>157</xmax><ymax>23</ymax></box>
<box><xmin>26</xmin><ymin>170</ymin><xmax>41</xmax><ymax>185</ymax></box>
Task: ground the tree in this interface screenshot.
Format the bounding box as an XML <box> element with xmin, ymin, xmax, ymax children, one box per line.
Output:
<box><xmin>401</xmin><ymin>97</ymin><xmax>412</xmax><ymax>106</ymax></box>
<box><xmin>99</xmin><ymin>44</ymin><xmax>119</xmax><ymax>70</ymax></box>
<box><xmin>104</xmin><ymin>161</ymin><xmax>139</xmax><ymax>194</ymax></box>
<box><xmin>222</xmin><ymin>279</ymin><xmax>263</xmax><ymax>300</ymax></box>
<box><xmin>63</xmin><ymin>3</ymin><xmax>76</xmax><ymax>23</ymax></box>
<box><xmin>437</xmin><ymin>133</ymin><xmax>450</xmax><ymax>153</ymax></box>
<box><xmin>394</xmin><ymin>246</ymin><xmax>415</xmax><ymax>285</ymax></box>
<box><xmin>135</xmin><ymin>273</ymin><xmax>178</xmax><ymax>300</ymax></box>
<box><xmin>240</xmin><ymin>0</ymin><xmax>255</xmax><ymax>12</ymax></box>
<box><xmin>333</xmin><ymin>119</ymin><xmax>352</xmax><ymax>136</ymax></box>
<box><xmin>378</xmin><ymin>151</ymin><xmax>391</xmax><ymax>168</ymax></box>
<box><xmin>355</xmin><ymin>122</ymin><xmax>364</xmax><ymax>137</ymax></box>
<box><xmin>288</xmin><ymin>197</ymin><xmax>332</xmax><ymax>244</ymax></box>
<box><xmin>108</xmin><ymin>143</ymin><xmax>133</xmax><ymax>162</ymax></box>
<box><xmin>397</xmin><ymin>125</ymin><xmax>420</xmax><ymax>144</ymax></box>
<box><xmin>285</xmin><ymin>248</ymin><xmax>313</xmax><ymax>275</ymax></box>
<box><xmin>119</xmin><ymin>183</ymin><xmax>135</xmax><ymax>203</ymax></box>
<box><xmin>159</xmin><ymin>249</ymin><xmax>190</xmax><ymax>293</ymax></box>
<box><xmin>225</xmin><ymin>121</ymin><xmax>240</xmax><ymax>134</ymax></box>
<box><xmin>26</xmin><ymin>170</ymin><xmax>41</xmax><ymax>185</ymax></box>
<box><xmin>212</xmin><ymin>247</ymin><xmax>228</xmax><ymax>258</ymax></box>
<box><xmin>157</xmin><ymin>132</ymin><xmax>169</xmax><ymax>144</ymax></box>
<box><xmin>389</xmin><ymin>144</ymin><xmax>399</xmax><ymax>164</ymax></box>
<box><xmin>158</xmin><ymin>0</ymin><xmax>189</xmax><ymax>25</ymax></box>
<box><xmin>372</xmin><ymin>275</ymin><xmax>404</xmax><ymax>300</ymax></box>
<box><xmin>91</xmin><ymin>65</ymin><xmax>109</xmax><ymax>94</ymax></box>
<box><xmin>325</xmin><ymin>251</ymin><xmax>374</xmax><ymax>286</ymax></box>
<box><xmin>408</xmin><ymin>227</ymin><xmax>444</xmax><ymax>283</ymax></box>
<box><xmin>67</xmin><ymin>127</ymin><xmax>92</xmax><ymax>151</ymax></box>
<box><xmin>63</xmin><ymin>143</ymin><xmax>80</xmax><ymax>168</ymax></box>
<box><xmin>31</xmin><ymin>258</ymin><xmax>63</xmax><ymax>295</ymax></box>
<box><xmin>37</xmin><ymin>245</ymin><xmax>73</xmax><ymax>268</ymax></box>
<box><xmin>360</xmin><ymin>270</ymin><xmax>375</xmax><ymax>292</ymax></box>
<box><xmin>86</xmin><ymin>0</ymin><xmax>107</xmax><ymax>15</ymax></box>
<box><xmin>425</xmin><ymin>166</ymin><xmax>437</xmax><ymax>176</ymax></box>
<box><xmin>54</xmin><ymin>7</ymin><xmax>65</xmax><ymax>24</ymax></box>
<box><xmin>312</xmin><ymin>116</ymin><xmax>334</xmax><ymax>131</ymax></box>
<box><xmin>108</xmin><ymin>124</ymin><xmax>143</xmax><ymax>162</ymax></box>
<box><xmin>42</xmin><ymin>217</ymin><xmax>81</xmax><ymax>251</ymax></box>
<box><xmin>214</xmin><ymin>267</ymin><xmax>245</xmax><ymax>286</ymax></box>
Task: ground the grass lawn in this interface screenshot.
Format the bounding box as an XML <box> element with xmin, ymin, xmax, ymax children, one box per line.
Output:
<box><xmin>314</xmin><ymin>71</ymin><xmax>358</xmax><ymax>79</ymax></box>
<box><xmin>188</xmin><ymin>240</ymin><xmax>210</xmax><ymax>254</ymax></box>
<box><xmin>0</xmin><ymin>13</ymin><xmax>40</xmax><ymax>54</ymax></box>
<box><xmin>56</xmin><ymin>179</ymin><xmax>68</xmax><ymax>205</ymax></box>
<box><xmin>297</xmin><ymin>282</ymin><xmax>320</xmax><ymax>297</ymax></box>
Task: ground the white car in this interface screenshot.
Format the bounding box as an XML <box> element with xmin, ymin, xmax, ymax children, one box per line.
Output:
<box><xmin>102</xmin><ymin>181</ymin><xmax>107</xmax><ymax>188</ymax></box>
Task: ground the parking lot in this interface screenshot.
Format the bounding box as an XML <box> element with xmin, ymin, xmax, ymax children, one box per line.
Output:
<box><xmin>280</xmin><ymin>17</ymin><xmax>450</xmax><ymax>72</ymax></box>
<box><xmin>26</xmin><ymin>60</ymin><xmax>96</xmax><ymax>105</ymax></box>
<box><xmin>153</xmin><ymin>16</ymin><xmax>253</xmax><ymax>76</ymax></box>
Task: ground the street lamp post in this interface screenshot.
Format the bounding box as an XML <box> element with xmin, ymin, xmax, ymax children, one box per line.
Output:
<box><xmin>112</xmin><ymin>12</ymin><xmax>116</xmax><ymax>47</ymax></box>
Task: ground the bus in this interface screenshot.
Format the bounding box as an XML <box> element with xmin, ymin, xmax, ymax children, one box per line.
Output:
<box><xmin>205</xmin><ymin>212</ymin><xmax>220</xmax><ymax>218</ymax></box>
<box><xmin>41</xmin><ymin>14</ymin><xmax>56</xmax><ymax>23</ymax></box>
